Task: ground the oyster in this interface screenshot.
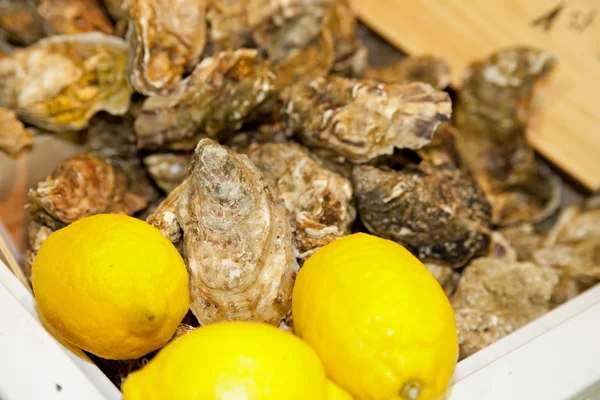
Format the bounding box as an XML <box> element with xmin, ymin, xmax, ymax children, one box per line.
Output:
<box><xmin>247</xmin><ymin>0</ymin><xmax>334</xmax><ymax>86</ymax></box>
<box><xmin>0</xmin><ymin>32</ymin><xmax>132</xmax><ymax>131</ymax></box>
<box><xmin>25</xmin><ymin>152</ymin><xmax>146</xmax><ymax>273</ymax></box>
<box><xmin>135</xmin><ymin>49</ymin><xmax>277</xmax><ymax>150</ymax></box>
<box><xmin>454</xmin><ymin>47</ymin><xmax>561</xmax><ymax>225</ymax></box>
<box><xmin>534</xmin><ymin>201</ymin><xmax>600</xmax><ymax>280</ymax></box>
<box><xmin>148</xmin><ymin>139</ymin><xmax>297</xmax><ymax>325</ymax></box>
<box><xmin>0</xmin><ymin>0</ymin><xmax>43</xmax><ymax>45</ymax></box>
<box><xmin>143</xmin><ymin>153</ymin><xmax>192</xmax><ymax>192</ymax></box>
<box><xmin>246</xmin><ymin>142</ymin><xmax>355</xmax><ymax>258</ymax></box>
<box><xmin>0</xmin><ymin>106</ymin><xmax>34</xmax><ymax>154</ymax></box>
<box><xmin>281</xmin><ymin>77</ymin><xmax>451</xmax><ymax>163</ymax></box>
<box><xmin>353</xmin><ymin>126</ymin><xmax>492</xmax><ymax>268</ymax></box>
<box><xmin>206</xmin><ymin>0</ymin><xmax>253</xmax><ymax>52</ymax></box>
<box><xmin>103</xmin><ymin>0</ymin><xmax>130</xmax><ymax>35</ymax></box>
<box><xmin>499</xmin><ymin>223</ymin><xmax>544</xmax><ymax>262</ymax></box>
<box><xmin>38</xmin><ymin>0</ymin><xmax>114</xmax><ymax>35</ymax></box>
<box><xmin>451</xmin><ymin>253</ymin><xmax>559</xmax><ymax>359</ymax></box>
<box><xmin>146</xmin><ymin>181</ymin><xmax>184</xmax><ymax>247</ymax></box>
<box><xmin>365</xmin><ymin>55</ymin><xmax>452</xmax><ymax>90</ymax></box>
<box><xmin>126</xmin><ymin>0</ymin><xmax>207</xmax><ymax>94</ymax></box>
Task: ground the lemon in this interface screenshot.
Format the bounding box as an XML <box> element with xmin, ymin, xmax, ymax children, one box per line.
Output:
<box><xmin>122</xmin><ymin>321</ymin><xmax>332</xmax><ymax>400</ymax></box>
<box><xmin>293</xmin><ymin>233</ymin><xmax>458</xmax><ymax>400</ymax></box>
<box><xmin>32</xmin><ymin>214</ymin><xmax>189</xmax><ymax>360</ymax></box>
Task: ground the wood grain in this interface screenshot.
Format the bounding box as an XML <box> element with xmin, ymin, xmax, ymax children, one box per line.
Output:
<box><xmin>350</xmin><ymin>0</ymin><xmax>600</xmax><ymax>190</ymax></box>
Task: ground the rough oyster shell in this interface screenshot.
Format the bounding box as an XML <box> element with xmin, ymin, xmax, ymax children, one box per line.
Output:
<box><xmin>135</xmin><ymin>49</ymin><xmax>277</xmax><ymax>150</ymax></box>
<box><xmin>451</xmin><ymin>253</ymin><xmax>559</xmax><ymax>359</ymax></box>
<box><xmin>326</xmin><ymin>0</ymin><xmax>367</xmax><ymax>78</ymax></box>
<box><xmin>0</xmin><ymin>106</ymin><xmax>34</xmax><ymax>154</ymax></box>
<box><xmin>148</xmin><ymin>139</ymin><xmax>297</xmax><ymax>325</ymax></box>
<box><xmin>246</xmin><ymin>142</ymin><xmax>355</xmax><ymax>258</ymax></box>
<box><xmin>282</xmin><ymin>76</ymin><xmax>451</xmax><ymax>163</ymax></box>
<box><xmin>0</xmin><ymin>32</ymin><xmax>132</xmax><ymax>131</ymax></box>
<box><xmin>353</xmin><ymin>126</ymin><xmax>492</xmax><ymax>268</ymax></box>
<box><xmin>126</xmin><ymin>0</ymin><xmax>207</xmax><ymax>94</ymax></box>
<box><xmin>365</xmin><ymin>55</ymin><xmax>452</xmax><ymax>90</ymax></box>
<box><xmin>454</xmin><ymin>47</ymin><xmax>561</xmax><ymax>226</ymax></box>
<box><xmin>38</xmin><ymin>0</ymin><xmax>114</xmax><ymax>36</ymax></box>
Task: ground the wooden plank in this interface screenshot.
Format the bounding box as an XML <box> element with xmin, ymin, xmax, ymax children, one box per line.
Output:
<box><xmin>350</xmin><ymin>0</ymin><xmax>600</xmax><ymax>190</ymax></box>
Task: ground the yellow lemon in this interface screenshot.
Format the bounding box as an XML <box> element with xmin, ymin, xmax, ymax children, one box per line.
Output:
<box><xmin>293</xmin><ymin>233</ymin><xmax>458</xmax><ymax>400</ymax></box>
<box><xmin>32</xmin><ymin>214</ymin><xmax>189</xmax><ymax>360</ymax></box>
<box><xmin>122</xmin><ymin>321</ymin><xmax>331</xmax><ymax>400</ymax></box>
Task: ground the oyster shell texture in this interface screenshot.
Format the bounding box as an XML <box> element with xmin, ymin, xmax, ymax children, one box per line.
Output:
<box><xmin>148</xmin><ymin>139</ymin><xmax>297</xmax><ymax>326</ymax></box>
<box><xmin>135</xmin><ymin>49</ymin><xmax>277</xmax><ymax>150</ymax></box>
<box><xmin>143</xmin><ymin>152</ymin><xmax>192</xmax><ymax>193</ymax></box>
<box><xmin>126</xmin><ymin>0</ymin><xmax>206</xmax><ymax>94</ymax></box>
<box><xmin>353</xmin><ymin>125</ymin><xmax>492</xmax><ymax>268</ymax></box>
<box><xmin>0</xmin><ymin>32</ymin><xmax>132</xmax><ymax>131</ymax></box>
<box><xmin>282</xmin><ymin>76</ymin><xmax>452</xmax><ymax>163</ymax></box>
<box><xmin>38</xmin><ymin>0</ymin><xmax>114</xmax><ymax>36</ymax></box>
<box><xmin>246</xmin><ymin>142</ymin><xmax>355</xmax><ymax>258</ymax></box>
<box><xmin>454</xmin><ymin>47</ymin><xmax>561</xmax><ymax>226</ymax></box>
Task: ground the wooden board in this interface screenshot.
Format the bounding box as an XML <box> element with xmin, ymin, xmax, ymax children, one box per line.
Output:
<box><xmin>350</xmin><ymin>0</ymin><xmax>600</xmax><ymax>190</ymax></box>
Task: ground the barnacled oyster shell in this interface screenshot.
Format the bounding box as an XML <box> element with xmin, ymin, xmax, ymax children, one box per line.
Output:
<box><xmin>38</xmin><ymin>0</ymin><xmax>114</xmax><ymax>36</ymax></box>
<box><xmin>25</xmin><ymin>152</ymin><xmax>147</xmax><ymax>274</ymax></box>
<box><xmin>451</xmin><ymin>254</ymin><xmax>559</xmax><ymax>359</ymax></box>
<box><xmin>135</xmin><ymin>49</ymin><xmax>277</xmax><ymax>150</ymax></box>
<box><xmin>148</xmin><ymin>139</ymin><xmax>297</xmax><ymax>325</ymax></box>
<box><xmin>365</xmin><ymin>55</ymin><xmax>452</xmax><ymax>90</ymax></box>
<box><xmin>282</xmin><ymin>77</ymin><xmax>451</xmax><ymax>163</ymax></box>
<box><xmin>0</xmin><ymin>106</ymin><xmax>34</xmax><ymax>154</ymax></box>
<box><xmin>126</xmin><ymin>0</ymin><xmax>207</xmax><ymax>94</ymax></box>
<box><xmin>0</xmin><ymin>32</ymin><xmax>132</xmax><ymax>131</ymax></box>
<box><xmin>146</xmin><ymin>180</ymin><xmax>184</xmax><ymax>247</ymax></box>
<box><xmin>246</xmin><ymin>142</ymin><xmax>355</xmax><ymax>258</ymax></box>
<box><xmin>247</xmin><ymin>0</ymin><xmax>334</xmax><ymax>86</ymax></box>
<box><xmin>454</xmin><ymin>47</ymin><xmax>561</xmax><ymax>225</ymax></box>
<box><xmin>143</xmin><ymin>153</ymin><xmax>192</xmax><ymax>192</ymax></box>
<box><xmin>0</xmin><ymin>0</ymin><xmax>43</xmax><ymax>45</ymax></box>
<box><xmin>353</xmin><ymin>127</ymin><xmax>492</xmax><ymax>268</ymax></box>
<box><xmin>206</xmin><ymin>0</ymin><xmax>253</xmax><ymax>52</ymax></box>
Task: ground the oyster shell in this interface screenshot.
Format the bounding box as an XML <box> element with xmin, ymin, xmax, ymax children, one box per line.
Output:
<box><xmin>148</xmin><ymin>139</ymin><xmax>297</xmax><ymax>325</ymax></box>
<box><xmin>206</xmin><ymin>0</ymin><xmax>253</xmax><ymax>52</ymax></box>
<box><xmin>126</xmin><ymin>0</ymin><xmax>207</xmax><ymax>94</ymax></box>
<box><xmin>454</xmin><ymin>47</ymin><xmax>561</xmax><ymax>225</ymax></box>
<box><xmin>146</xmin><ymin>180</ymin><xmax>184</xmax><ymax>247</ymax></box>
<box><xmin>247</xmin><ymin>0</ymin><xmax>334</xmax><ymax>86</ymax></box>
<box><xmin>0</xmin><ymin>0</ymin><xmax>43</xmax><ymax>45</ymax></box>
<box><xmin>534</xmin><ymin>201</ymin><xmax>600</xmax><ymax>280</ymax></box>
<box><xmin>25</xmin><ymin>152</ymin><xmax>146</xmax><ymax>274</ymax></box>
<box><xmin>353</xmin><ymin>126</ymin><xmax>492</xmax><ymax>268</ymax></box>
<box><xmin>0</xmin><ymin>32</ymin><xmax>132</xmax><ymax>131</ymax></box>
<box><xmin>282</xmin><ymin>77</ymin><xmax>451</xmax><ymax>163</ymax></box>
<box><xmin>451</xmin><ymin>253</ymin><xmax>559</xmax><ymax>359</ymax></box>
<box><xmin>499</xmin><ymin>223</ymin><xmax>544</xmax><ymax>262</ymax></box>
<box><xmin>38</xmin><ymin>0</ymin><xmax>114</xmax><ymax>36</ymax></box>
<box><xmin>103</xmin><ymin>0</ymin><xmax>130</xmax><ymax>35</ymax></box>
<box><xmin>246</xmin><ymin>142</ymin><xmax>355</xmax><ymax>258</ymax></box>
<box><xmin>143</xmin><ymin>153</ymin><xmax>192</xmax><ymax>192</ymax></box>
<box><xmin>0</xmin><ymin>106</ymin><xmax>34</xmax><ymax>154</ymax></box>
<box><xmin>135</xmin><ymin>49</ymin><xmax>277</xmax><ymax>150</ymax></box>
<box><xmin>365</xmin><ymin>55</ymin><xmax>452</xmax><ymax>90</ymax></box>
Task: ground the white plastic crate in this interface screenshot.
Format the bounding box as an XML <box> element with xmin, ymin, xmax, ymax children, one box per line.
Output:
<box><xmin>1</xmin><ymin>250</ymin><xmax>600</xmax><ymax>399</ymax></box>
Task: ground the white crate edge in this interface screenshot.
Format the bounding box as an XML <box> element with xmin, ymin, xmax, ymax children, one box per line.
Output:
<box><xmin>2</xmin><ymin>256</ymin><xmax>600</xmax><ymax>400</ymax></box>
